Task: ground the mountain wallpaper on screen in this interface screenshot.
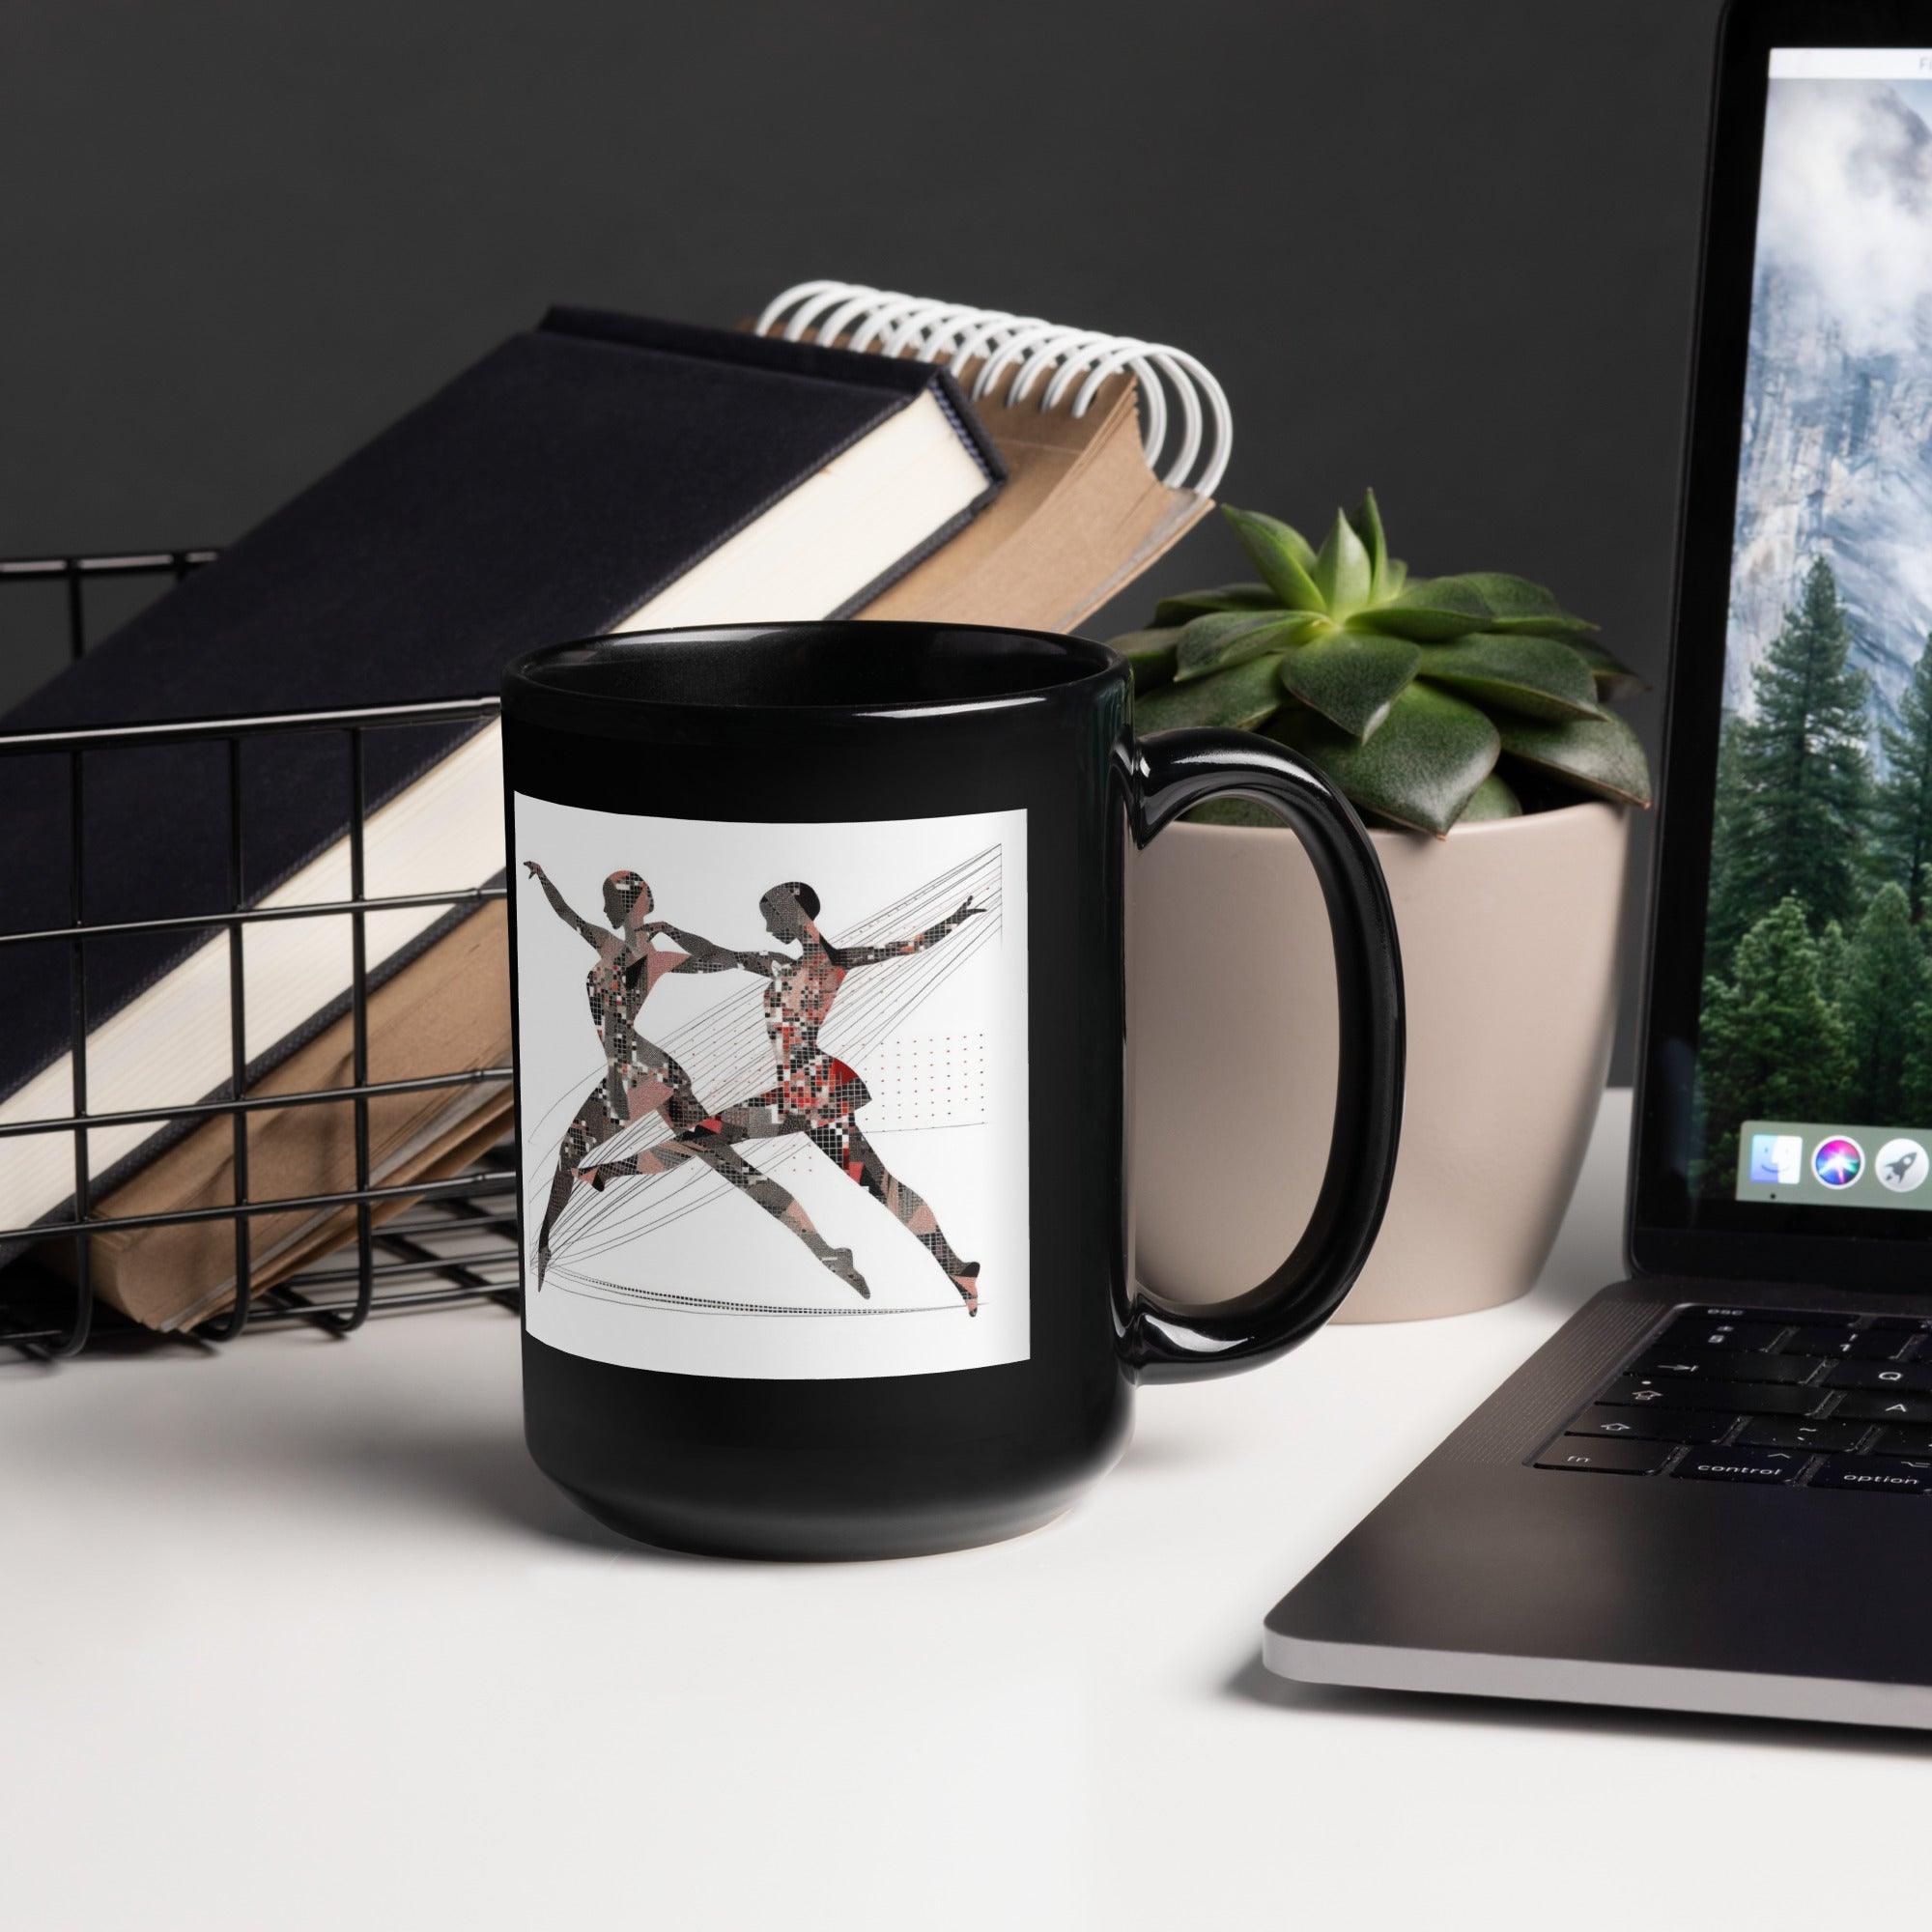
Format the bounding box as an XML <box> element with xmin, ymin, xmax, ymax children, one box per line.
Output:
<box><xmin>1695</xmin><ymin>76</ymin><xmax>1932</xmax><ymax>1193</ymax></box>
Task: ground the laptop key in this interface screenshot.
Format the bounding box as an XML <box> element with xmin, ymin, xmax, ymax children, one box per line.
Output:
<box><xmin>1784</xmin><ymin>1326</ymin><xmax>1908</xmax><ymax>1360</ymax></box>
<box><xmin>1842</xmin><ymin>1332</ymin><xmax>1919</xmax><ymax>1359</ymax></box>
<box><xmin>1832</xmin><ymin>1392</ymin><xmax>1932</xmax><ymax>1424</ymax></box>
<box><xmin>1824</xmin><ymin>1361</ymin><xmax>1932</xmax><ymax>1392</ymax></box>
<box><xmin>1736</xmin><ymin>1418</ymin><xmax>1866</xmax><ymax>1452</ymax></box>
<box><xmin>1661</xmin><ymin>1315</ymin><xmax>1789</xmax><ymax>1351</ymax></box>
<box><xmin>1601</xmin><ymin>1377</ymin><xmax>1827</xmax><ymax>1415</ymax></box>
<box><xmin>1875</xmin><ymin>1425</ymin><xmax>1932</xmax><ymax>1456</ymax></box>
<box><xmin>1535</xmin><ymin>1439</ymin><xmax>1673</xmax><ymax>1474</ymax></box>
<box><xmin>1672</xmin><ymin>1447</ymin><xmax>1805</xmax><ymax>1484</ymax></box>
<box><xmin>1809</xmin><ymin>1457</ymin><xmax>1932</xmax><ymax>1494</ymax></box>
<box><xmin>1566</xmin><ymin>1406</ymin><xmax>1734</xmax><ymax>1443</ymax></box>
<box><xmin>1632</xmin><ymin>1349</ymin><xmax>1820</xmax><ymax>1383</ymax></box>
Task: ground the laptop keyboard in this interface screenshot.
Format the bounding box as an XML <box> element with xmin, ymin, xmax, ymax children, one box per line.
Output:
<box><xmin>1534</xmin><ymin>1306</ymin><xmax>1932</xmax><ymax>1492</ymax></box>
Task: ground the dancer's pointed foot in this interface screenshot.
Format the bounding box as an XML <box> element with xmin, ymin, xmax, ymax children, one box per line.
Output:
<box><xmin>951</xmin><ymin>1262</ymin><xmax>980</xmax><ymax>1316</ymax></box>
<box><xmin>820</xmin><ymin>1247</ymin><xmax>869</xmax><ymax>1299</ymax></box>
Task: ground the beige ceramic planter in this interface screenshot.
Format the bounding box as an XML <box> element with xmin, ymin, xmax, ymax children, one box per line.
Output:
<box><xmin>1127</xmin><ymin>800</ymin><xmax>1631</xmax><ymax>1323</ymax></box>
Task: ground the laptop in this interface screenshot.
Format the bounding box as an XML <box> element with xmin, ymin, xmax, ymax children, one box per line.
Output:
<box><xmin>1264</xmin><ymin>0</ymin><xmax>1932</xmax><ymax>1730</ymax></box>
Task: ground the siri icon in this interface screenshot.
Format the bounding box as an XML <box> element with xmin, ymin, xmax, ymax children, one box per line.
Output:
<box><xmin>1812</xmin><ymin>1136</ymin><xmax>1864</xmax><ymax>1189</ymax></box>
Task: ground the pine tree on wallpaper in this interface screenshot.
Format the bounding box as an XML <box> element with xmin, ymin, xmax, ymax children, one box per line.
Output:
<box><xmin>1872</xmin><ymin>640</ymin><xmax>1932</xmax><ymax>924</ymax></box>
<box><xmin>1814</xmin><ymin>917</ymin><xmax>1849</xmax><ymax>998</ymax></box>
<box><xmin>1705</xmin><ymin>560</ymin><xmax>1872</xmax><ymax>971</ymax></box>
<box><xmin>1839</xmin><ymin>884</ymin><xmax>1929</xmax><ymax>1125</ymax></box>
<box><xmin>1692</xmin><ymin>895</ymin><xmax>1850</xmax><ymax>1189</ymax></box>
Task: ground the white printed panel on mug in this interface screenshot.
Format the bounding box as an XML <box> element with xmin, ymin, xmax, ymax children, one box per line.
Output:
<box><xmin>512</xmin><ymin>796</ymin><xmax>1030</xmax><ymax>1379</ymax></box>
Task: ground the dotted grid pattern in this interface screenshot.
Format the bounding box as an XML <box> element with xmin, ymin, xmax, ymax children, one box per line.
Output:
<box><xmin>850</xmin><ymin>1033</ymin><xmax>988</xmax><ymax>1133</ymax></box>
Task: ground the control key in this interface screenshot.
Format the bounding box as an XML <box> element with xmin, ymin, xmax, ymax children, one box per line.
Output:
<box><xmin>1671</xmin><ymin>1446</ymin><xmax>1804</xmax><ymax>1484</ymax></box>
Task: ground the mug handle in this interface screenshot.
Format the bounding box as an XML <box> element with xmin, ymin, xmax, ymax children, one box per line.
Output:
<box><xmin>1121</xmin><ymin>726</ymin><xmax>1406</xmax><ymax>1383</ymax></box>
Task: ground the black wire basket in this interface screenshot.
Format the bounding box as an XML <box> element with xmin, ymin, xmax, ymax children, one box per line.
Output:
<box><xmin>0</xmin><ymin>549</ymin><xmax>520</xmax><ymax>1360</ymax></box>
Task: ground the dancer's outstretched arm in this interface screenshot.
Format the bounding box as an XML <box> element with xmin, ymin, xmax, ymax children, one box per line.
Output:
<box><xmin>635</xmin><ymin>923</ymin><xmax>777</xmax><ymax>980</ymax></box>
<box><xmin>524</xmin><ymin>861</ymin><xmax>603</xmax><ymax>949</ymax></box>
<box><xmin>834</xmin><ymin>899</ymin><xmax>982</xmax><ymax>969</ymax></box>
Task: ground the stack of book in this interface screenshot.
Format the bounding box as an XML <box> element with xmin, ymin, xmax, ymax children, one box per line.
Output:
<box><xmin>0</xmin><ymin>286</ymin><xmax>1228</xmax><ymax>1330</ymax></box>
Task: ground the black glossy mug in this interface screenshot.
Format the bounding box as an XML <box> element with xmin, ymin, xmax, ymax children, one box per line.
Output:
<box><xmin>501</xmin><ymin>622</ymin><xmax>1403</xmax><ymax>1557</ymax></box>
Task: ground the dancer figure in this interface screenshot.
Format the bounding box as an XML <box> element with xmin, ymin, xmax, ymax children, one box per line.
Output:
<box><xmin>622</xmin><ymin>882</ymin><xmax>985</xmax><ymax>1313</ymax></box>
<box><xmin>522</xmin><ymin>862</ymin><xmax>865</xmax><ymax>1296</ymax></box>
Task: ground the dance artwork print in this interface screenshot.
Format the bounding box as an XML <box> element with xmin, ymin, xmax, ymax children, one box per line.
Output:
<box><xmin>511</xmin><ymin>796</ymin><xmax>1030</xmax><ymax>1380</ymax></box>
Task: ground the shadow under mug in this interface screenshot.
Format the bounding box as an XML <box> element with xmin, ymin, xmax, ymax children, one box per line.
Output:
<box><xmin>501</xmin><ymin>621</ymin><xmax>1404</xmax><ymax>1558</ymax></box>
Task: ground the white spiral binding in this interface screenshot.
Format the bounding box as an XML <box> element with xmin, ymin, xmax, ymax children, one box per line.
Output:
<box><xmin>753</xmin><ymin>280</ymin><xmax>1232</xmax><ymax>497</ymax></box>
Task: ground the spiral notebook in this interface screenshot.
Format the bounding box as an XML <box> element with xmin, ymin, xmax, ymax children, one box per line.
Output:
<box><xmin>755</xmin><ymin>282</ymin><xmax>1231</xmax><ymax>633</ymax></box>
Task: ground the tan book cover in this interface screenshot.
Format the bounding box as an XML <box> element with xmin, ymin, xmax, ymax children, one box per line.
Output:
<box><xmin>864</xmin><ymin>370</ymin><xmax>1210</xmax><ymax>632</ymax></box>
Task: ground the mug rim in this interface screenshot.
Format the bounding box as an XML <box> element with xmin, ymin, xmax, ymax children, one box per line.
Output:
<box><xmin>502</xmin><ymin>619</ymin><xmax>1124</xmax><ymax>724</ymax></box>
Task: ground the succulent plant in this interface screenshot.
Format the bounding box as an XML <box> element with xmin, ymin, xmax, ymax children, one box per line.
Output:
<box><xmin>1113</xmin><ymin>494</ymin><xmax>1652</xmax><ymax>835</ymax></box>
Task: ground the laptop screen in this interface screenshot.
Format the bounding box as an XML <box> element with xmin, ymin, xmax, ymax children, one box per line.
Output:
<box><xmin>1692</xmin><ymin>45</ymin><xmax>1932</xmax><ymax>1218</ymax></box>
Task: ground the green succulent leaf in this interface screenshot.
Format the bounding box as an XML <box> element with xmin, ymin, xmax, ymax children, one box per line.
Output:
<box><xmin>1152</xmin><ymin>582</ymin><xmax>1276</xmax><ymax>627</ymax></box>
<box><xmin>1565</xmin><ymin>635</ymin><xmax>1650</xmax><ymax>700</ymax></box>
<box><xmin>1496</xmin><ymin>709</ymin><xmax>1653</xmax><ymax>806</ymax></box>
<box><xmin>1347</xmin><ymin>490</ymin><xmax>1389</xmax><ymax>596</ymax></box>
<box><xmin>1220</xmin><ymin>506</ymin><xmax>1325</xmax><ymax>612</ymax></box>
<box><xmin>1455</xmin><ymin>772</ymin><xmax>1523</xmax><ymax>822</ymax></box>
<box><xmin>1228</xmin><ymin>509</ymin><xmax>1318</xmax><ymax>573</ymax></box>
<box><xmin>1354</xmin><ymin>571</ymin><xmax>1598</xmax><ymax>640</ymax></box>
<box><xmin>1111</xmin><ymin>627</ymin><xmax>1180</xmax><ymax>692</ymax></box>
<box><xmin>1271</xmin><ymin>682</ymin><xmax>1501</xmax><ymax>836</ymax></box>
<box><xmin>1275</xmin><ymin>630</ymin><xmax>1421</xmax><ymax>739</ymax></box>
<box><xmin>1414</xmin><ymin>632</ymin><xmax>1604</xmax><ymax>722</ymax></box>
<box><xmin>1311</xmin><ymin>508</ymin><xmax>1374</xmax><ymax>614</ymax></box>
<box><xmin>1132</xmin><ymin>497</ymin><xmax>1650</xmax><ymax>823</ymax></box>
<box><xmin>1173</xmin><ymin>611</ymin><xmax>1317</xmax><ymax>683</ymax></box>
<box><xmin>1135</xmin><ymin>653</ymin><xmax>1286</xmax><ymax>732</ymax></box>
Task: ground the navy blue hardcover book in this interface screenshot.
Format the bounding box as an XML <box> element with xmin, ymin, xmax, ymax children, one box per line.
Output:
<box><xmin>0</xmin><ymin>308</ymin><xmax>1003</xmax><ymax>1245</ymax></box>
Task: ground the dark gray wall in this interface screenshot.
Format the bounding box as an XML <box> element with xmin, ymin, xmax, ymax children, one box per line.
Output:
<box><xmin>1</xmin><ymin>0</ymin><xmax>1726</xmax><ymax>1074</ymax></box>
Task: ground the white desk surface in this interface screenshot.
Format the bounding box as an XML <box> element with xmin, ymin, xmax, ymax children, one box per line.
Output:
<box><xmin>6</xmin><ymin>1086</ymin><xmax>1929</xmax><ymax>1930</ymax></box>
